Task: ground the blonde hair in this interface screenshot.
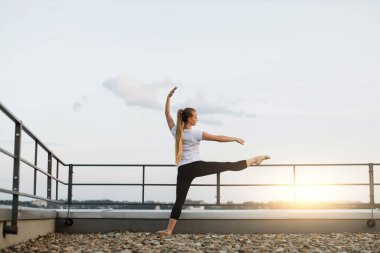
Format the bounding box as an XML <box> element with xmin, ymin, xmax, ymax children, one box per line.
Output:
<box><xmin>175</xmin><ymin>107</ymin><xmax>196</xmax><ymax>166</ymax></box>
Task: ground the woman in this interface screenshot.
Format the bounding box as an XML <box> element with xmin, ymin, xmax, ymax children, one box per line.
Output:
<box><xmin>156</xmin><ymin>86</ymin><xmax>270</xmax><ymax>235</ymax></box>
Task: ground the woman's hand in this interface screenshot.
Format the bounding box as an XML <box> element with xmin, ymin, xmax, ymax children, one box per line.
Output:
<box><xmin>235</xmin><ymin>137</ymin><xmax>245</xmax><ymax>145</ymax></box>
<box><xmin>167</xmin><ymin>86</ymin><xmax>178</xmax><ymax>98</ymax></box>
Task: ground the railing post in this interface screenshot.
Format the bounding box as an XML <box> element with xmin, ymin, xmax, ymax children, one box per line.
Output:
<box><xmin>369</xmin><ymin>163</ymin><xmax>374</xmax><ymax>209</ymax></box>
<box><xmin>56</xmin><ymin>161</ymin><xmax>59</xmax><ymax>200</ymax></box>
<box><xmin>68</xmin><ymin>164</ymin><xmax>73</xmax><ymax>205</ymax></box>
<box><xmin>33</xmin><ymin>140</ymin><xmax>38</xmax><ymax>195</ymax></box>
<box><xmin>216</xmin><ymin>172</ymin><xmax>221</xmax><ymax>205</ymax></box>
<box><xmin>47</xmin><ymin>152</ymin><xmax>52</xmax><ymax>200</ymax></box>
<box><xmin>3</xmin><ymin>121</ymin><xmax>22</xmax><ymax>236</ymax></box>
<box><xmin>293</xmin><ymin>165</ymin><xmax>296</xmax><ymax>202</ymax></box>
<box><xmin>142</xmin><ymin>165</ymin><xmax>145</xmax><ymax>205</ymax></box>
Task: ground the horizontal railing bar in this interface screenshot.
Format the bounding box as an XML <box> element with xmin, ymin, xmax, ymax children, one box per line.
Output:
<box><xmin>22</xmin><ymin>133</ymin><xmax>67</xmax><ymax>166</ymax></box>
<box><xmin>20</xmin><ymin>157</ymin><xmax>67</xmax><ymax>185</ymax></box>
<box><xmin>0</xmin><ymin>102</ymin><xmax>21</xmax><ymax>125</ymax></box>
<box><xmin>67</xmin><ymin>202</ymin><xmax>378</xmax><ymax>206</ymax></box>
<box><xmin>73</xmin><ymin>183</ymin><xmax>146</xmax><ymax>186</ymax></box>
<box><xmin>0</xmin><ymin>187</ymin><xmax>66</xmax><ymax>204</ymax></box>
<box><xmin>71</xmin><ymin>163</ymin><xmax>380</xmax><ymax>167</ymax></box>
<box><xmin>0</xmin><ymin>102</ymin><xmax>68</xmax><ymax>166</ymax></box>
<box><xmin>73</xmin><ymin>164</ymin><xmax>176</xmax><ymax>167</ymax></box>
<box><xmin>72</xmin><ymin>183</ymin><xmax>378</xmax><ymax>186</ymax></box>
<box><xmin>1</xmin><ymin>146</ymin><xmax>67</xmax><ymax>185</ymax></box>
<box><xmin>0</xmin><ymin>146</ymin><xmax>15</xmax><ymax>159</ymax></box>
<box><xmin>219</xmin><ymin>183</ymin><xmax>379</xmax><ymax>186</ymax></box>
<box><xmin>57</xmin><ymin>160</ymin><xmax>69</xmax><ymax>167</ymax></box>
<box><xmin>21</xmin><ymin>128</ymin><xmax>67</xmax><ymax>166</ymax></box>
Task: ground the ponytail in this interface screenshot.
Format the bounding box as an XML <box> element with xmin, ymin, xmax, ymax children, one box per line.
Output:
<box><xmin>174</xmin><ymin>108</ymin><xmax>197</xmax><ymax>166</ymax></box>
<box><xmin>175</xmin><ymin>109</ymin><xmax>184</xmax><ymax>166</ymax></box>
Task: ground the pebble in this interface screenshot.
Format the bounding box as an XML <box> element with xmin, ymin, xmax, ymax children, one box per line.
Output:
<box><xmin>1</xmin><ymin>231</ymin><xmax>380</xmax><ymax>252</ymax></box>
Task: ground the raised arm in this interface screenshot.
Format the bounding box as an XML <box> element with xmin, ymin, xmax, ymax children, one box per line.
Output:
<box><xmin>202</xmin><ymin>131</ymin><xmax>245</xmax><ymax>145</ymax></box>
<box><xmin>165</xmin><ymin>86</ymin><xmax>177</xmax><ymax>130</ymax></box>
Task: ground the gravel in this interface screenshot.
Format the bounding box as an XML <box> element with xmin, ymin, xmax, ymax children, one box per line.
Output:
<box><xmin>1</xmin><ymin>230</ymin><xmax>380</xmax><ymax>253</ymax></box>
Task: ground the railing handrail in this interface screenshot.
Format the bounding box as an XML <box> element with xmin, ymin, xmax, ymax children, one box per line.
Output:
<box><xmin>1</xmin><ymin>100</ymin><xmax>379</xmax><ymax>236</ymax></box>
<box><xmin>71</xmin><ymin>163</ymin><xmax>380</xmax><ymax>166</ymax></box>
<box><xmin>0</xmin><ymin>101</ymin><xmax>68</xmax><ymax>166</ymax></box>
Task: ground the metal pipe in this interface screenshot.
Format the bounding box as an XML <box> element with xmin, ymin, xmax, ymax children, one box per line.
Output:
<box><xmin>47</xmin><ymin>152</ymin><xmax>52</xmax><ymax>199</ymax></box>
<box><xmin>68</xmin><ymin>165</ymin><xmax>73</xmax><ymax>205</ymax></box>
<box><xmin>216</xmin><ymin>173</ymin><xmax>221</xmax><ymax>205</ymax></box>
<box><xmin>3</xmin><ymin>121</ymin><xmax>22</xmax><ymax>236</ymax></box>
<box><xmin>142</xmin><ymin>165</ymin><xmax>145</xmax><ymax>205</ymax></box>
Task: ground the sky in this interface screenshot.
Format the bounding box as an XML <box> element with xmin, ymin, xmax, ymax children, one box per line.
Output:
<box><xmin>1</xmin><ymin>0</ymin><xmax>380</xmax><ymax>206</ymax></box>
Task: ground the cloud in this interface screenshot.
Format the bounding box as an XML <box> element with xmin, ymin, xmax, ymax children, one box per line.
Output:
<box><xmin>72</xmin><ymin>101</ymin><xmax>82</xmax><ymax>111</ymax></box>
<box><xmin>199</xmin><ymin>116</ymin><xmax>224</xmax><ymax>126</ymax></box>
<box><xmin>102</xmin><ymin>75</ymin><xmax>173</xmax><ymax>111</ymax></box>
<box><xmin>179</xmin><ymin>90</ymin><xmax>256</xmax><ymax>118</ymax></box>
<box><xmin>72</xmin><ymin>95</ymin><xmax>89</xmax><ymax>112</ymax></box>
<box><xmin>102</xmin><ymin>75</ymin><xmax>256</xmax><ymax>122</ymax></box>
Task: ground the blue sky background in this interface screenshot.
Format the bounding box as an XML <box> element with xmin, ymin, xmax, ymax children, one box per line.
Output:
<box><xmin>1</xmin><ymin>0</ymin><xmax>379</xmax><ymax>205</ymax></box>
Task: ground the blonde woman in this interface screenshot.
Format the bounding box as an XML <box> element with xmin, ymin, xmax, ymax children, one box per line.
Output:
<box><xmin>156</xmin><ymin>86</ymin><xmax>270</xmax><ymax>235</ymax></box>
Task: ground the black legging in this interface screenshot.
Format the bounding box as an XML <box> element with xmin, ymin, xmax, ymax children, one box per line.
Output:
<box><xmin>170</xmin><ymin>159</ymin><xmax>247</xmax><ymax>220</ymax></box>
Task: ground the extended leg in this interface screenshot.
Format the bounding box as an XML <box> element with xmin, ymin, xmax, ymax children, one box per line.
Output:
<box><xmin>191</xmin><ymin>160</ymin><xmax>248</xmax><ymax>178</ymax></box>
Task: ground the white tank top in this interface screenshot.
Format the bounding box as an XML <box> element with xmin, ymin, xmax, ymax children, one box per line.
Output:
<box><xmin>170</xmin><ymin>125</ymin><xmax>203</xmax><ymax>167</ymax></box>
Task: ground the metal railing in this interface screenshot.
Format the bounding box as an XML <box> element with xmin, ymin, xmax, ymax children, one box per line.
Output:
<box><xmin>1</xmin><ymin>101</ymin><xmax>379</xmax><ymax>237</ymax></box>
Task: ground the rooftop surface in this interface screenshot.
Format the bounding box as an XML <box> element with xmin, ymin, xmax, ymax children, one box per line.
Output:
<box><xmin>2</xmin><ymin>229</ymin><xmax>380</xmax><ymax>253</ymax></box>
<box><xmin>2</xmin><ymin>206</ymin><xmax>380</xmax><ymax>251</ymax></box>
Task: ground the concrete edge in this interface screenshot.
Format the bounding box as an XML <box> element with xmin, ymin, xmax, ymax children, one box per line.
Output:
<box><xmin>0</xmin><ymin>206</ymin><xmax>57</xmax><ymax>221</ymax></box>
<box><xmin>55</xmin><ymin>208</ymin><xmax>380</xmax><ymax>220</ymax></box>
<box><xmin>1</xmin><ymin>219</ymin><xmax>55</xmax><ymax>250</ymax></box>
<box><xmin>1</xmin><ymin>207</ymin><xmax>380</xmax><ymax>221</ymax></box>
